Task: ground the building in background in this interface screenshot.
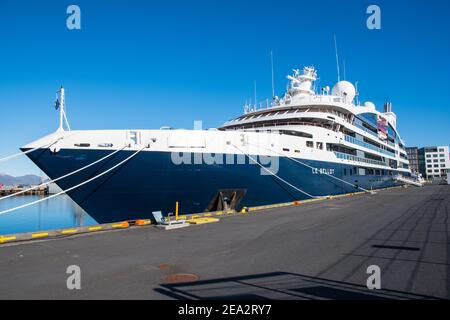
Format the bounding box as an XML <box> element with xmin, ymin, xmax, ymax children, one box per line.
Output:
<box><xmin>407</xmin><ymin>146</ymin><xmax>450</xmax><ymax>180</ymax></box>
<box><xmin>406</xmin><ymin>147</ymin><xmax>419</xmax><ymax>174</ymax></box>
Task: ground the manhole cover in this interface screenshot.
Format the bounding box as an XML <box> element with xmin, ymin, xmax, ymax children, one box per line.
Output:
<box><xmin>166</xmin><ymin>273</ymin><xmax>199</xmax><ymax>283</ymax></box>
<box><xmin>159</xmin><ymin>264</ymin><xmax>171</xmax><ymax>270</ymax></box>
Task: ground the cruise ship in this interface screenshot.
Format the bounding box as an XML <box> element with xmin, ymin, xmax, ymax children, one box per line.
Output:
<box><xmin>22</xmin><ymin>66</ymin><xmax>412</xmax><ymax>223</ymax></box>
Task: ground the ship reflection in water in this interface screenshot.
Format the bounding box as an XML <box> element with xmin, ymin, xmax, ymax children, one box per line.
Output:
<box><xmin>0</xmin><ymin>195</ymin><xmax>98</xmax><ymax>235</ymax></box>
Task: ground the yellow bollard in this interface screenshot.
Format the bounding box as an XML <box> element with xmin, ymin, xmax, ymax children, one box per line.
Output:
<box><xmin>176</xmin><ymin>201</ymin><xmax>179</xmax><ymax>221</ymax></box>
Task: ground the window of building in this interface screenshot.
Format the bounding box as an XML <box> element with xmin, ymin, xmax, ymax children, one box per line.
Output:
<box><xmin>441</xmin><ymin>159</ymin><xmax>445</xmax><ymax>162</ymax></box>
<box><xmin>427</xmin><ymin>160</ymin><xmax>431</xmax><ymax>163</ymax></box>
<box><xmin>434</xmin><ymin>169</ymin><xmax>440</xmax><ymax>173</ymax></box>
<box><xmin>441</xmin><ymin>164</ymin><xmax>446</xmax><ymax>167</ymax></box>
<box><xmin>427</xmin><ymin>165</ymin><xmax>432</xmax><ymax>168</ymax></box>
<box><xmin>426</xmin><ymin>154</ymin><xmax>431</xmax><ymax>158</ymax></box>
<box><xmin>433</xmin><ymin>154</ymin><xmax>438</xmax><ymax>157</ymax></box>
<box><xmin>440</xmin><ymin>154</ymin><xmax>445</xmax><ymax>158</ymax></box>
<box><xmin>439</xmin><ymin>148</ymin><xmax>445</xmax><ymax>152</ymax></box>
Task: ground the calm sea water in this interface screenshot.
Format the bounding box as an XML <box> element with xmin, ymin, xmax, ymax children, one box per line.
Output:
<box><xmin>0</xmin><ymin>195</ymin><xmax>98</xmax><ymax>235</ymax></box>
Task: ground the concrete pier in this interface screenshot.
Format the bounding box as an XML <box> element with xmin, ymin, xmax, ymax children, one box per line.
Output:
<box><xmin>0</xmin><ymin>185</ymin><xmax>448</xmax><ymax>299</ymax></box>
<box><xmin>0</xmin><ymin>186</ymin><xmax>48</xmax><ymax>196</ymax></box>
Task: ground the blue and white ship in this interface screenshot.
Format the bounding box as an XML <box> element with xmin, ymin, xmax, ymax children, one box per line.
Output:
<box><xmin>22</xmin><ymin>66</ymin><xmax>413</xmax><ymax>223</ymax></box>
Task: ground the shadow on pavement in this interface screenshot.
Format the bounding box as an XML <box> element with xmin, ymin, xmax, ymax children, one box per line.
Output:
<box><xmin>154</xmin><ymin>271</ymin><xmax>439</xmax><ymax>300</ymax></box>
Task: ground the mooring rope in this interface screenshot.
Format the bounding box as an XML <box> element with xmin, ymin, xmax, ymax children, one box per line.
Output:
<box><xmin>246</xmin><ymin>141</ymin><xmax>371</xmax><ymax>194</ymax></box>
<box><xmin>0</xmin><ymin>131</ymin><xmax>82</xmax><ymax>164</ymax></box>
<box><xmin>231</xmin><ymin>143</ymin><xmax>318</xmax><ymax>199</ymax></box>
<box><xmin>0</xmin><ymin>141</ymin><xmax>58</xmax><ymax>163</ymax></box>
<box><xmin>0</xmin><ymin>146</ymin><xmax>147</xmax><ymax>216</ymax></box>
<box><xmin>0</xmin><ymin>144</ymin><xmax>129</xmax><ymax>201</ymax></box>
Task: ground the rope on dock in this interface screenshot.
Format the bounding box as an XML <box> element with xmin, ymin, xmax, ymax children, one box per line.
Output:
<box><xmin>246</xmin><ymin>142</ymin><xmax>372</xmax><ymax>194</ymax></box>
<box><xmin>0</xmin><ymin>146</ymin><xmax>147</xmax><ymax>216</ymax></box>
<box><xmin>0</xmin><ymin>144</ymin><xmax>130</xmax><ymax>201</ymax></box>
<box><xmin>231</xmin><ymin>143</ymin><xmax>318</xmax><ymax>199</ymax></box>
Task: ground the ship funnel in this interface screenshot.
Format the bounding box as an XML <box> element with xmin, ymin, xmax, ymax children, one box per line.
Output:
<box><xmin>384</xmin><ymin>102</ymin><xmax>393</xmax><ymax>113</ymax></box>
<box><xmin>383</xmin><ymin>102</ymin><xmax>397</xmax><ymax>129</ymax></box>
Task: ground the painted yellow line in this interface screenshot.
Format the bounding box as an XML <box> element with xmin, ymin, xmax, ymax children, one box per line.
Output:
<box><xmin>61</xmin><ymin>229</ymin><xmax>78</xmax><ymax>235</ymax></box>
<box><xmin>0</xmin><ymin>236</ymin><xmax>17</xmax><ymax>243</ymax></box>
<box><xmin>112</xmin><ymin>224</ymin><xmax>122</xmax><ymax>228</ymax></box>
<box><xmin>32</xmin><ymin>232</ymin><xmax>49</xmax><ymax>238</ymax></box>
<box><xmin>204</xmin><ymin>213</ymin><xmax>212</xmax><ymax>217</ymax></box>
<box><xmin>188</xmin><ymin>217</ymin><xmax>219</xmax><ymax>225</ymax></box>
<box><xmin>88</xmin><ymin>226</ymin><xmax>103</xmax><ymax>231</ymax></box>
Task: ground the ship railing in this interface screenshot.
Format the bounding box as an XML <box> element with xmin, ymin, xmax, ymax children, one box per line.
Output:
<box><xmin>227</xmin><ymin>121</ymin><xmax>332</xmax><ymax>131</ymax></box>
<box><xmin>344</xmin><ymin>135</ymin><xmax>395</xmax><ymax>157</ymax></box>
<box><xmin>334</xmin><ymin>152</ymin><xmax>386</xmax><ymax>167</ymax></box>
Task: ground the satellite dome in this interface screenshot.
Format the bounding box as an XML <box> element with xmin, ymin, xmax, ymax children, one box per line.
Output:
<box><xmin>364</xmin><ymin>101</ymin><xmax>376</xmax><ymax>110</ymax></box>
<box><xmin>332</xmin><ymin>81</ymin><xmax>356</xmax><ymax>103</ymax></box>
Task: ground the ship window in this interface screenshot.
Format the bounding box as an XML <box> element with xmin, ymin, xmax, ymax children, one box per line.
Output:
<box><xmin>316</xmin><ymin>142</ymin><xmax>323</xmax><ymax>150</ymax></box>
<box><xmin>306</xmin><ymin>141</ymin><xmax>313</xmax><ymax>148</ymax></box>
<box><xmin>294</xmin><ymin>150</ymin><xmax>300</xmax><ymax>153</ymax></box>
<box><xmin>279</xmin><ymin>130</ymin><xmax>313</xmax><ymax>139</ymax></box>
<box><xmin>344</xmin><ymin>169</ymin><xmax>347</xmax><ymax>175</ymax></box>
<box><xmin>283</xmin><ymin>148</ymin><xmax>290</xmax><ymax>152</ymax></box>
<box><xmin>74</xmin><ymin>143</ymin><xmax>90</xmax><ymax>147</ymax></box>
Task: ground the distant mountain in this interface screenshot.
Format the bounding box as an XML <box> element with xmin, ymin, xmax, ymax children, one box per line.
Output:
<box><xmin>0</xmin><ymin>174</ymin><xmax>43</xmax><ymax>186</ymax></box>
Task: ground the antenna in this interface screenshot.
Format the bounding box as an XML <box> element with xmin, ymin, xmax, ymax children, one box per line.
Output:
<box><xmin>343</xmin><ymin>59</ymin><xmax>346</xmax><ymax>80</ymax></box>
<box><xmin>254</xmin><ymin>81</ymin><xmax>257</xmax><ymax>109</ymax></box>
<box><xmin>57</xmin><ymin>86</ymin><xmax>71</xmax><ymax>132</ymax></box>
<box><xmin>270</xmin><ymin>50</ymin><xmax>275</xmax><ymax>98</ymax></box>
<box><xmin>334</xmin><ymin>34</ymin><xmax>341</xmax><ymax>82</ymax></box>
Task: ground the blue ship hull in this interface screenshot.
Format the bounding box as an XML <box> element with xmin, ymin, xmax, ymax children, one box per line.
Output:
<box><xmin>25</xmin><ymin>148</ymin><xmax>403</xmax><ymax>223</ymax></box>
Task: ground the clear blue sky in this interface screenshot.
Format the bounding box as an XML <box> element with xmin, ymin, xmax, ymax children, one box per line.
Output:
<box><xmin>1</xmin><ymin>0</ymin><xmax>449</xmax><ymax>176</ymax></box>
